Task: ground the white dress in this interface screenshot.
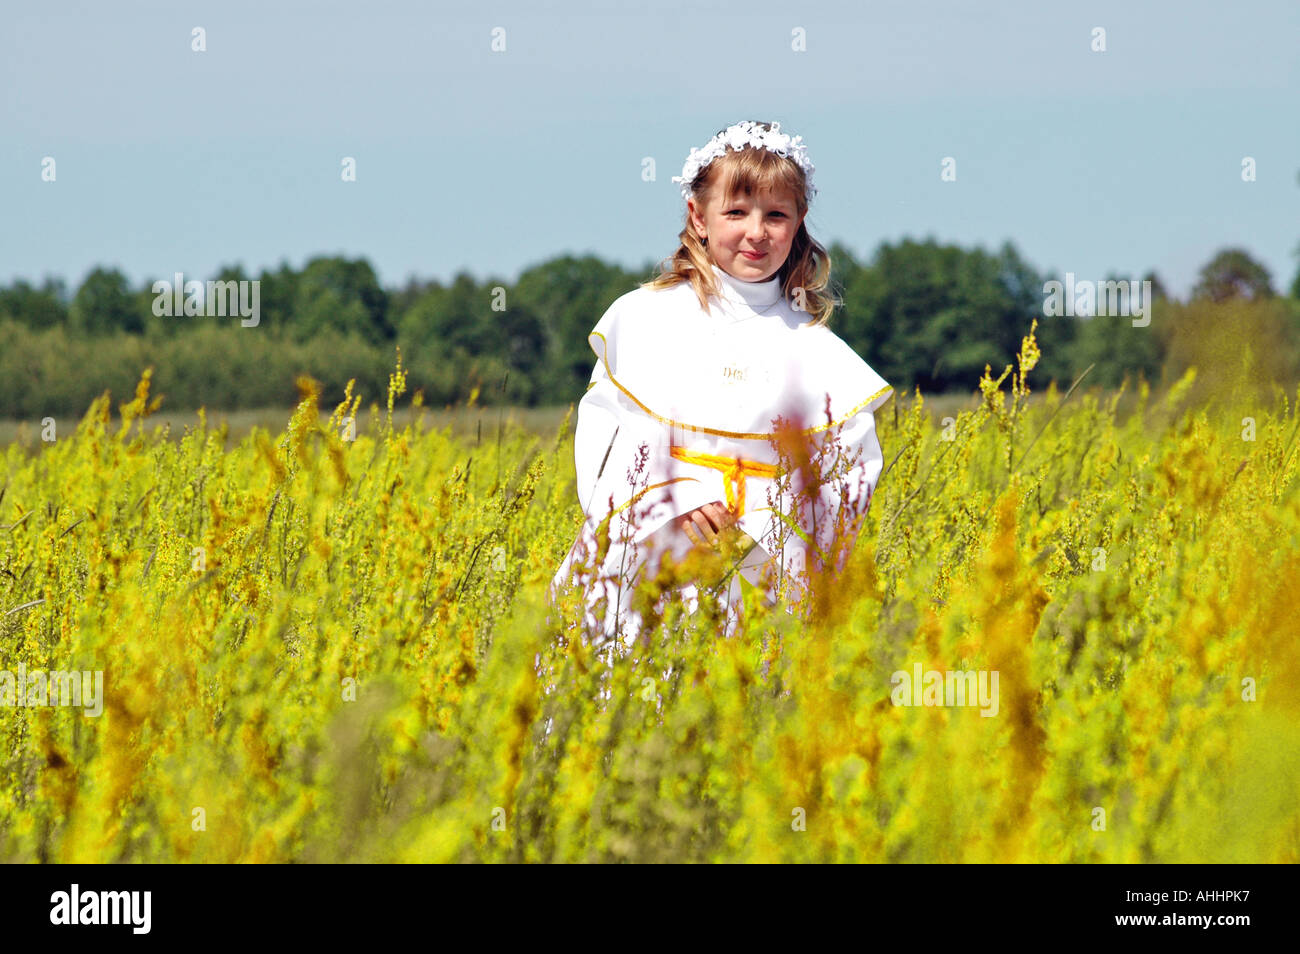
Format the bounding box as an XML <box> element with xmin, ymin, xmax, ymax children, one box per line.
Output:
<box><xmin>547</xmin><ymin>262</ymin><xmax>893</xmax><ymax>649</ymax></box>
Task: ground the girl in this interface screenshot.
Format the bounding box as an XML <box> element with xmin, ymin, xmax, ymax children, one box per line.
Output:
<box><xmin>548</xmin><ymin>119</ymin><xmax>893</xmax><ymax>650</ymax></box>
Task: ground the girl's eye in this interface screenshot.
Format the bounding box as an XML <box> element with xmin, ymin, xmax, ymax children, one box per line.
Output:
<box><xmin>726</xmin><ymin>210</ymin><xmax>786</xmax><ymax>217</ymax></box>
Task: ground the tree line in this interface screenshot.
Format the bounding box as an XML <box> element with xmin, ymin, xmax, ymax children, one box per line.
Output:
<box><xmin>1</xmin><ymin>240</ymin><xmax>1297</xmax><ymax>419</ymax></box>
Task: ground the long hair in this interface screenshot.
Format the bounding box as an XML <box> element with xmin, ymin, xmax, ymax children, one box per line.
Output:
<box><xmin>641</xmin><ymin>120</ymin><xmax>840</xmax><ymax>327</ymax></box>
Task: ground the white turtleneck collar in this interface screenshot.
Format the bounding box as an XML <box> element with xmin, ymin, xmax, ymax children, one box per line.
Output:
<box><xmin>710</xmin><ymin>261</ymin><xmax>783</xmax><ymax>313</ymax></box>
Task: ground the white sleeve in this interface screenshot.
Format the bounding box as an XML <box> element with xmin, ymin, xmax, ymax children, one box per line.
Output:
<box><xmin>572</xmin><ymin>307</ymin><xmax>717</xmax><ymax>554</ymax></box>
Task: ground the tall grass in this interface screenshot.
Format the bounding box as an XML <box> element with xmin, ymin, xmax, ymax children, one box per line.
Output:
<box><xmin>0</xmin><ymin>328</ymin><xmax>1296</xmax><ymax>862</ymax></box>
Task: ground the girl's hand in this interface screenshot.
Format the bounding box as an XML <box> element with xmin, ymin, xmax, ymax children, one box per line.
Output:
<box><xmin>676</xmin><ymin>501</ymin><xmax>737</xmax><ymax>548</ymax></box>
<box><xmin>667</xmin><ymin>501</ymin><xmax>759</xmax><ymax>591</ymax></box>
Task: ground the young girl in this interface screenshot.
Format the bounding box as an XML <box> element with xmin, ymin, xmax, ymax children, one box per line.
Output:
<box><xmin>548</xmin><ymin>119</ymin><xmax>893</xmax><ymax>649</ymax></box>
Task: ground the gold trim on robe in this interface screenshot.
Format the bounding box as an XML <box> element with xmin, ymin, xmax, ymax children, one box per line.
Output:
<box><xmin>589</xmin><ymin>330</ymin><xmax>892</xmax><ymax>440</ymax></box>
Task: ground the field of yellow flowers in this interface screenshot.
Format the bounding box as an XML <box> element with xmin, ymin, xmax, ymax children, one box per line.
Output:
<box><xmin>1</xmin><ymin>329</ymin><xmax>1297</xmax><ymax>863</ymax></box>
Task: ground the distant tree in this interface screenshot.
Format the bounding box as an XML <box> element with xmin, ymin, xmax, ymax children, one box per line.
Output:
<box><xmin>0</xmin><ymin>277</ymin><xmax>68</xmax><ymax>328</ymax></box>
<box><xmin>997</xmin><ymin>240</ymin><xmax>1078</xmax><ymax>387</ymax></box>
<box><xmin>837</xmin><ymin>238</ymin><xmax>1051</xmax><ymax>394</ymax></box>
<box><xmin>70</xmin><ymin>267</ymin><xmax>143</xmax><ymax>335</ymax></box>
<box><xmin>399</xmin><ymin>273</ymin><xmax>492</xmax><ymax>355</ymax></box>
<box><xmin>256</xmin><ymin>260</ymin><xmax>301</xmax><ymax>335</ymax></box>
<box><xmin>211</xmin><ymin>263</ymin><xmax>250</xmax><ymax>285</ymax></box>
<box><xmin>389</xmin><ymin>275</ymin><xmax>435</xmax><ymax>319</ymax></box>
<box><xmin>510</xmin><ymin>255</ymin><xmax>641</xmax><ymax>404</ymax></box>
<box><xmin>499</xmin><ymin>302</ymin><xmax>547</xmax><ymax>396</ymax></box>
<box><xmin>1142</xmin><ymin>270</ymin><xmax>1171</xmax><ymax>303</ymax></box>
<box><xmin>1294</xmin><ymin>169</ymin><xmax>1300</xmax><ymax>298</ymax></box>
<box><xmin>293</xmin><ymin>256</ymin><xmax>392</xmax><ymax>344</ymax></box>
<box><xmin>1192</xmin><ymin>248</ymin><xmax>1275</xmax><ymax>303</ymax></box>
<box><xmin>1290</xmin><ymin>241</ymin><xmax>1300</xmax><ymax>300</ymax></box>
<box><xmin>134</xmin><ymin>277</ymin><xmax>169</xmax><ymax>336</ymax></box>
<box><xmin>397</xmin><ymin>272</ymin><xmax>547</xmax><ymax>404</ymax></box>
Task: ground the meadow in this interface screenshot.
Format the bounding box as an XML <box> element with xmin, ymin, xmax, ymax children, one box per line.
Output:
<box><xmin>0</xmin><ymin>328</ymin><xmax>1296</xmax><ymax>862</ymax></box>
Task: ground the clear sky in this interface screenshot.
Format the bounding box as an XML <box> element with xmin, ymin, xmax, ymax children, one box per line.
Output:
<box><xmin>3</xmin><ymin>0</ymin><xmax>1298</xmax><ymax>300</ymax></box>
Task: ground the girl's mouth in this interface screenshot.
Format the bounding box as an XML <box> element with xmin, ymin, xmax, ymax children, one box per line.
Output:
<box><xmin>740</xmin><ymin>251</ymin><xmax>766</xmax><ymax>260</ymax></box>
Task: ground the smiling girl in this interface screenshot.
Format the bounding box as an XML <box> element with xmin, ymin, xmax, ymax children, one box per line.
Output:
<box><xmin>549</xmin><ymin>119</ymin><xmax>893</xmax><ymax>649</ymax></box>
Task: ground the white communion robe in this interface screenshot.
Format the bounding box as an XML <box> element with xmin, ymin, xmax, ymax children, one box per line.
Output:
<box><xmin>547</xmin><ymin>261</ymin><xmax>893</xmax><ymax>649</ymax></box>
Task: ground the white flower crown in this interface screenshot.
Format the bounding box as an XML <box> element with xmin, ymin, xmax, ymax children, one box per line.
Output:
<box><xmin>670</xmin><ymin>120</ymin><xmax>817</xmax><ymax>205</ymax></box>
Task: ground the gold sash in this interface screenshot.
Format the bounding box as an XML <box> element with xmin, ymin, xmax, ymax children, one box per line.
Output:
<box><xmin>669</xmin><ymin>445</ymin><xmax>779</xmax><ymax>516</ymax></box>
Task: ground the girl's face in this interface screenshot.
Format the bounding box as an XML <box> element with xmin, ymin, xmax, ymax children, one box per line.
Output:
<box><xmin>688</xmin><ymin>186</ymin><xmax>805</xmax><ymax>283</ymax></box>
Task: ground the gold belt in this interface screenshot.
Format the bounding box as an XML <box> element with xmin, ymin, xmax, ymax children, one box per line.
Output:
<box><xmin>669</xmin><ymin>445</ymin><xmax>779</xmax><ymax>516</ymax></box>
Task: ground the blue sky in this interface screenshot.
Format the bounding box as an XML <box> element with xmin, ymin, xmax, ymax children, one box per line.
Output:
<box><xmin>3</xmin><ymin>0</ymin><xmax>1298</xmax><ymax>300</ymax></box>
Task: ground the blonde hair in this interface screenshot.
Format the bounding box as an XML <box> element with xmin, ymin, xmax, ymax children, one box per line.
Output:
<box><xmin>641</xmin><ymin>120</ymin><xmax>839</xmax><ymax>327</ymax></box>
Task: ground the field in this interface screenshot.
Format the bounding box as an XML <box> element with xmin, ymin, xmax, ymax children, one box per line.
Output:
<box><xmin>1</xmin><ymin>330</ymin><xmax>1297</xmax><ymax>862</ymax></box>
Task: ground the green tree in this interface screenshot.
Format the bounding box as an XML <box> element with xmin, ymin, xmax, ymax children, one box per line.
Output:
<box><xmin>1192</xmin><ymin>248</ymin><xmax>1275</xmax><ymax>303</ymax></box>
<box><xmin>292</xmin><ymin>256</ymin><xmax>392</xmax><ymax>345</ymax></box>
<box><xmin>836</xmin><ymin>238</ymin><xmax>1051</xmax><ymax>394</ymax></box>
<box><xmin>398</xmin><ymin>272</ymin><xmax>546</xmax><ymax>405</ymax></box>
<box><xmin>0</xmin><ymin>277</ymin><xmax>68</xmax><ymax>329</ymax></box>
<box><xmin>510</xmin><ymin>254</ymin><xmax>642</xmax><ymax>404</ymax></box>
<box><xmin>256</xmin><ymin>260</ymin><xmax>301</xmax><ymax>337</ymax></box>
<box><xmin>1288</xmin><ymin>240</ymin><xmax>1300</xmax><ymax>300</ymax></box>
<box><xmin>70</xmin><ymin>267</ymin><xmax>143</xmax><ymax>335</ymax></box>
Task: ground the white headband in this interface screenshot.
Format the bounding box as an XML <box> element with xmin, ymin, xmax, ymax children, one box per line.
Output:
<box><xmin>671</xmin><ymin>120</ymin><xmax>817</xmax><ymax>205</ymax></box>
